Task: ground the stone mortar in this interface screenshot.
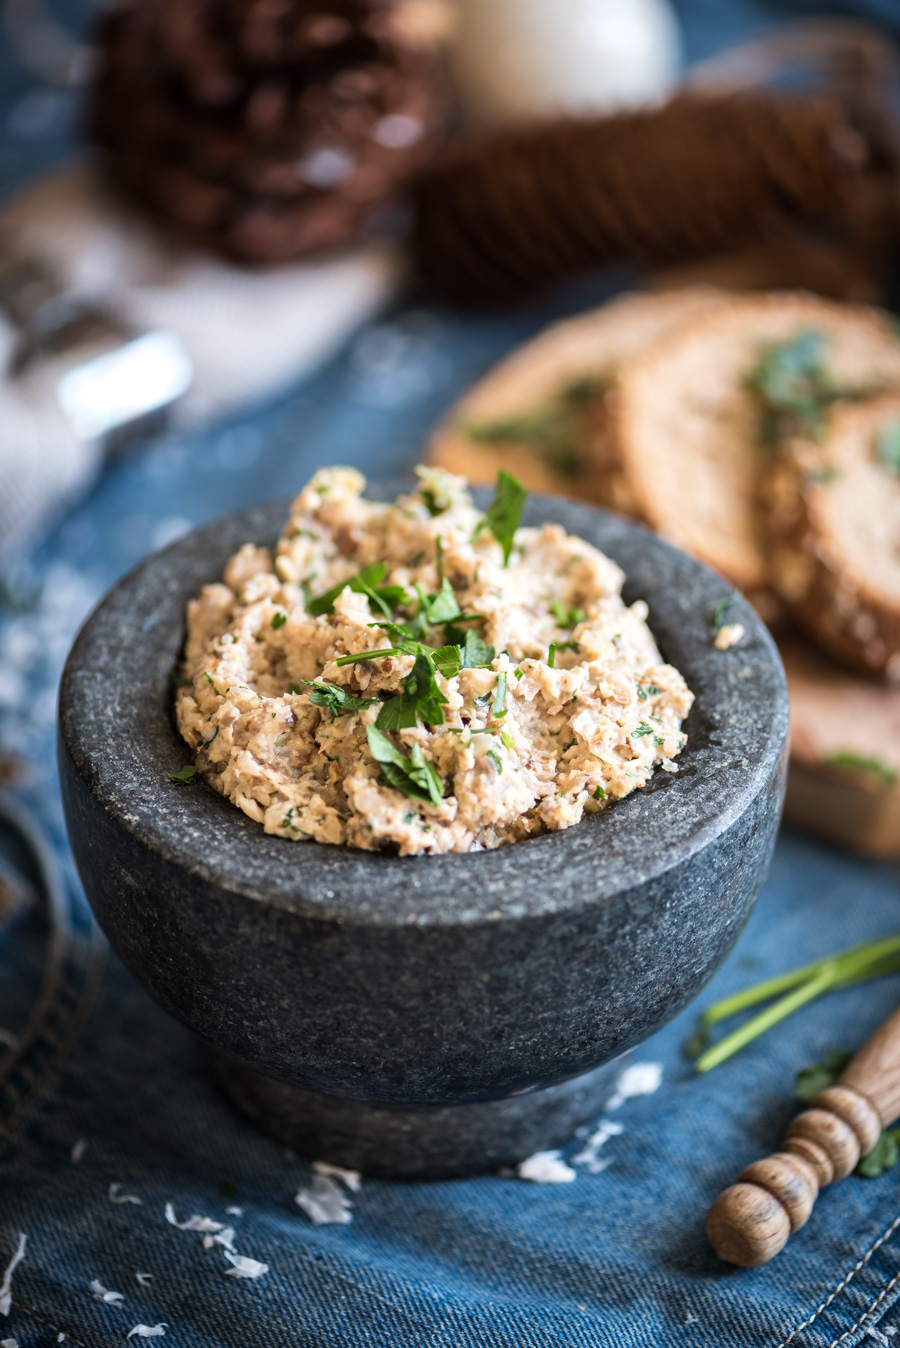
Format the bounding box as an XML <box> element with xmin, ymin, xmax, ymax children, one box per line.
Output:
<box><xmin>58</xmin><ymin>486</ymin><xmax>789</xmax><ymax>1177</ymax></box>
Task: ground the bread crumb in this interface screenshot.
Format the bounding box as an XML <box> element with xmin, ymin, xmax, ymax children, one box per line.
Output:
<box><xmin>714</xmin><ymin>623</ymin><xmax>745</xmax><ymax>651</ymax></box>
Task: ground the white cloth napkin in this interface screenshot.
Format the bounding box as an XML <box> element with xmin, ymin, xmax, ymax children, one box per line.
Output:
<box><xmin>0</xmin><ymin>159</ymin><xmax>402</xmax><ymax>570</ymax></box>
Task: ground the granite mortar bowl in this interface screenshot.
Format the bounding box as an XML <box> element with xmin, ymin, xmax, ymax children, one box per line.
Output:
<box><xmin>58</xmin><ymin>486</ymin><xmax>789</xmax><ymax>1178</ymax></box>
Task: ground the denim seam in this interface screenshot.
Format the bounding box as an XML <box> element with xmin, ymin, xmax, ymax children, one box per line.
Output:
<box><xmin>9</xmin><ymin>1296</ymin><xmax>91</xmax><ymax>1348</ymax></box>
<box><xmin>773</xmin><ymin>1213</ymin><xmax>900</xmax><ymax>1347</ymax></box>
<box><xmin>0</xmin><ymin>932</ymin><xmax>107</xmax><ymax>1139</ymax></box>
<box><xmin>827</xmin><ymin>1261</ymin><xmax>900</xmax><ymax>1347</ymax></box>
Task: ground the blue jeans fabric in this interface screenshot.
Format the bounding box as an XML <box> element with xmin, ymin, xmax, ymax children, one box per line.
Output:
<box><xmin>4</xmin><ymin>2</ymin><xmax>900</xmax><ymax>1344</ymax></box>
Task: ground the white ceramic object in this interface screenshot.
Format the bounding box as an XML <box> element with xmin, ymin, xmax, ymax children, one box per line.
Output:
<box><xmin>451</xmin><ymin>0</ymin><xmax>682</xmax><ymax>125</ymax></box>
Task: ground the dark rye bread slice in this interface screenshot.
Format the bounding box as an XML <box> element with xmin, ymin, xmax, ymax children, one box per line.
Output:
<box><xmin>611</xmin><ymin>294</ymin><xmax>900</xmax><ymax>610</ymax></box>
<box><xmin>767</xmin><ymin>395</ymin><xmax>900</xmax><ymax>680</ymax></box>
<box><xmin>427</xmin><ymin>287</ymin><xmax>725</xmax><ymax>502</ymax></box>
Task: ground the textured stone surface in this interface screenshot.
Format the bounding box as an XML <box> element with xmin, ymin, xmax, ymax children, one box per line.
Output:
<box><xmin>58</xmin><ymin>486</ymin><xmax>788</xmax><ymax>1173</ymax></box>
<box><xmin>209</xmin><ymin>1049</ymin><xmax>629</xmax><ymax>1179</ymax></box>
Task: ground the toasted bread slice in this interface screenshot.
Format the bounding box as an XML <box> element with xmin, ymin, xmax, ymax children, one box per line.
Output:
<box><xmin>781</xmin><ymin>634</ymin><xmax>900</xmax><ymax>856</ymax></box>
<box><xmin>612</xmin><ymin>294</ymin><xmax>900</xmax><ymax>603</ymax></box>
<box><xmin>428</xmin><ymin>287</ymin><xmax>725</xmax><ymax>502</ymax></box>
<box><xmin>767</xmin><ymin>395</ymin><xmax>900</xmax><ymax>679</ymax></box>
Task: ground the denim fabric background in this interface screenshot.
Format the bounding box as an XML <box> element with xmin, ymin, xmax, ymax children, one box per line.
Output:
<box><xmin>3</xmin><ymin>3</ymin><xmax>900</xmax><ymax>1345</ymax></box>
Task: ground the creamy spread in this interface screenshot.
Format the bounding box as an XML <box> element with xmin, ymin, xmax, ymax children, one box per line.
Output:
<box><xmin>174</xmin><ymin>467</ymin><xmax>694</xmax><ymax>855</ymax></box>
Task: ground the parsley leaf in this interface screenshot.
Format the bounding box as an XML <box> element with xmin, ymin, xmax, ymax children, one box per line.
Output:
<box><xmin>167</xmin><ymin>764</ymin><xmax>199</xmax><ymax>786</ymax></box>
<box><xmin>746</xmin><ymin>330</ymin><xmax>876</xmax><ymax>444</ymax></box>
<box><xmin>547</xmin><ymin>643</ymin><xmax>557</xmax><ymax>669</ymax></box>
<box><xmin>465</xmin><ymin>376</ymin><xmax>606</xmax><ymax>475</ymax></box>
<box><xmin>460</xmin><ymin>629</ymin><xmax>495</xmax><ymax>668</ymax></box>
<box><xmin>825</xmin><ymin>752</ymin><xmax>899</xmax><ymax>787</ymax></box>
<box><xmin>476</xmin><ymin>470</ymin><xmax>527</xmax><ymax>566</ymax></box>
<box><xmin>307</xmin><ymin>562</ymin><xmax>408</xmax><ymax>620</ymax></box>
<box><xmin>302</xmin><ymin>681</ymin><xmax>378</xmax><ymax>715</ymax></box>
<box><xmin>857</xmin><ymin>1128</ymin><xmax>900</xmax><ymax>1178</ymax></box>
<box><xmin>713</xmin><ymin>590</ymin><xmax>741</xmax><ymax>631</ymax></box>
<box><xmin>417</xmin><ymin>578</ymin><xmax>462</xmax><ymax>626</ymax></box>
<box><xmin>632</xmin><ymin>721</ymin><xmax>655</xmax><ymax>738</ymax></box>
<box><xmin>550</xmin><ymin>599</ymin><xmax>585</xmax><ymax>628</ymax></box>
<box><xmin>876</xmin><ymin>419</ymin><xmax>900</xmax><ymax>475</ymax></box>
<box><xmin>365</xmin><ymin>725</ymin><xmax>445</xmax><ymax>805</ymax></box>
<box><xmin>271</xmin><ymin>611</ymin><xmax>288</xmax><ymax>629</ymax></box>
<box><xmin>376</xmin><ymin>652</ymin><xmax>447</xmax><ymax>730</ymax></box>
<box><xmin>593</xmin><ymin>784</ymin><xmax>606</xmax><ymax>800</ymax></box>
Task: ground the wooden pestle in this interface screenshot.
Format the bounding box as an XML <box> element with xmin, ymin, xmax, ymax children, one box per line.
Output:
<box><xmin>707</xmin><ymin>1004</ymin><xmax>900</xmax><ymax>1267</ymax></box>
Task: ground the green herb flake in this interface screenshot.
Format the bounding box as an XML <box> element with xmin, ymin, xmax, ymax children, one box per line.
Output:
<box><xmin>550</xmin><ymin>599</ymin><xmax>586</xmax><ymax>628</ymax></box>
<box><xmin>486</xmin><ymin>749</ymin><xmax>503</xmax><ymax>774</ymax></box>
<box><xmin>287</xmin><ymin>682</ymin><xmax>301</xmax><ymax>695</ymax></box>
<box><xmin>203</xmin><ymin>671</ymin><xmax>216</xmax><ymax>688</ymax></box>
<box><xmin>308</xmin><ymin>561</ymin><xmax>408</xmax><ymax>620</ymax></box>
<box><xmin>857</xmin><ymin>1128</ymin><xmax>900</xmax><ymax>1178</ymax></box>
<box><xmin>632</xmin><ymin>721</ymin><xmax>654</xmax><ymax>739</ymax></box>
<box><xmin>365</xmin><ymin>725</ymin><xmax>445</xmax><ymax>805</ymax></box>
<box><xmin>475</xmin><ymin>470</ymin><xmax>527</xmax><ymax>566</ymax></box>
<box><xmin>465</xmin><ymin>376</ymin><xmax>606</xmax><ymax>475</ymax></box>
<box><xmin>547</xmin><ymin>643</ymin><xmax>557</xmax><ymax>669</ymax></box>
<box><xmin>876</xmin><ymin>419</ymin><xmax>900</xmax><ymax>475</ymax></box>
<box><xmin>376</xmin><ymin>652</ymin><xmax>447</xmax><ymax>731</ymax></box>
<box><xmin>593</xmin><ymin>784</ymin><xmax>606</xmax><ymax>801</ymax></box>
<box><xmin>713</xmin><ymin>590</ymin><xmax>741</xmax><ymax>631</ymax></box>
<box><xmin>636</xmin><ymin>685</ymin><xmax>648</xmax><ymax>701</ymax></box>
<box><xmin>302</xmin><ymin>681</ymin><xmax>378</xmax><ymax>716</ymax></box>
<box><xmin>167</xmin><ymin>764</ymin><xmax>199</xmax><ymax>786</ymax></box>
<box><xmin>514</xmin><ymin>667</ymin><xmax>524</xmax><ymax>680</ymax></box>
<box><xmin>826</xmin><ymin>752</ymin><xmax>899</xmax><ymax>787</ymax></box>
<box><xmin>271</xmin><ymin>611</ymin><xmax>288</xmax><ymax>629</ymax></box>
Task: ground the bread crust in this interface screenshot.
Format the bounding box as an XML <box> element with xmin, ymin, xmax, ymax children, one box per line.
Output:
<box><xmin>611</xmin><ymin>293</ymin><xmax>900</xmax><ymax>607</ymax></box>
<box><xmin>767</xmin><ymin>395</ymin><xmax>900</xmax><ymax>679</ymax></box>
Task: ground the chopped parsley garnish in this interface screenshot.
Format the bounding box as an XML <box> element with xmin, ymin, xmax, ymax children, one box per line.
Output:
<box><xmin>826</xmin><ymin>752</ymin><xmax>899</xmax><ymax>787</ymax></box>
<box><xmin>493</xmin><ymin>674</ymin><xmax>508</xmax><ymax>716</ymax></box>
<box><xmin>417</xmin><ymin>577</ymin><xmax>462</xmax><ymax>626</ymax></box>
<box><xmin>307</xmin><ymin>561</ymin><xmax>408</xmax><ymax>620</ymax></box>
<box><xmin>557</xmin><ymin>640</ymin><xmax>580</xmax><ymax>653</ymax></box>
<box><xmin>475</xmin><ymin>470</ymin><xmax>527</xmax><ymax>566</ymax></box>
<box><xmin>465</xmin><ymin>376</ymin><xmax>606</xmax><ymax>475</ymax></box>
<box><xmin>271</xmin><ymin>611</ymin><xmax>288</xmax><ymax>629</ymax></box>
<box><xmin>632</xmin><ymin>721</ymin><xmax>654</xmax><ymax>738</ymax></box>
<box><xmin>376</xmin><ymin>652</ymin><xmax>447</xmax><ymax>730</ymax></box>
<box><xmin>593</xmin><ymin>784</ymin><xmax>606</xmax><ymax>800</ymax></box>
<box><xmin>501</xmin><ymin>729</ymin><xmax>515</xmax><ymax>751</ymax></box>
<box><xmin>550</xmin><ymin>600</ymin><xmax>585</xmax><ymax>628</ymax></box>
<box><xmin>365</xmin><ymin>725</ymin><xmax>445</xmax><ymax>805</ymax></box>
<box><xmin>876</xmin><ymin>419</ymin><xmax>900</xmax><ymax>475</ymax></box>
<box><xmin>746</xmin><ymin>330</ymin><xmax>876</xmax><ymax>444</ymax></box>
<box><xmin>713</xmin><ymin>590</ymin><xmax>740</xmax><ymax>631</ymax></box>
<box><xmin>514</xmin><ymin>666</ymin><xmax>524</xmax><ymax>680</ymax></box>
<box><xmin>167</xmin><ymin>764</ymin><xmax>199</xmax><ymax>786</ymax></box>
<box><xmin>636</xmin><ymin>685</ymin><xmax>648</xmax><ymax>701</ymax></box>
<box><xmin>203</xmin><ymin>671</ymin><xmax>216</xmax><ymax>688</ymax></box>
<box><xmin>301</xmin><ymin>681</ymin><xmax>378</xmax><ymax>716</ymax></box>
<box><xmin>547</xmin><ymin>643</ymin><xmax>557</xmax><ymax>669</ymax></box>
<box><xmin>486</xmin><ymin>749</ymin><xmax>503</xmax><ymax>774</ymax></box>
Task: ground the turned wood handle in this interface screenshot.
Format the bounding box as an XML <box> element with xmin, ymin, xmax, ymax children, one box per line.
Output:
<box><xmin>707</xmin><ymin>1004</ymin><xmax>900</xmax><ymax>1267</ymax></box>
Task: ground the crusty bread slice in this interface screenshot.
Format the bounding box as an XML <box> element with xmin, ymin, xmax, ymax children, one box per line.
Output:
<box><xmin>766</xmin><ymin>395</ymin><xmax>900</xmax><ymax>679</ymax></box>
<box><xmin>781</xmin><ymin>634</ymin><xmax>900</xmax><ymax>856</ymax></box>
<box><xmin>427</xmin><ymin>287</ymin><xmax>726</xmax><ymax>502</ymax></box>
<box><xmin>612</xmin><ymin>294</ymin><xmax>900</xmax><ymax>604</ymax></box>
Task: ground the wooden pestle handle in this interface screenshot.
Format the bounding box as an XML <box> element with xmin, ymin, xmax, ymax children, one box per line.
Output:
<box><xmin>707</xmin><ymin>1004</ymin><xmax>900</xmax><ymax>1267</ymax></box>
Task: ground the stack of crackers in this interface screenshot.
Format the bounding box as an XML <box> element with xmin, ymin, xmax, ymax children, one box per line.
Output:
<box><xmin>429</xmin><ymin>289</ymin><xmax>900</xmax><ymax>857</ymax></box>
